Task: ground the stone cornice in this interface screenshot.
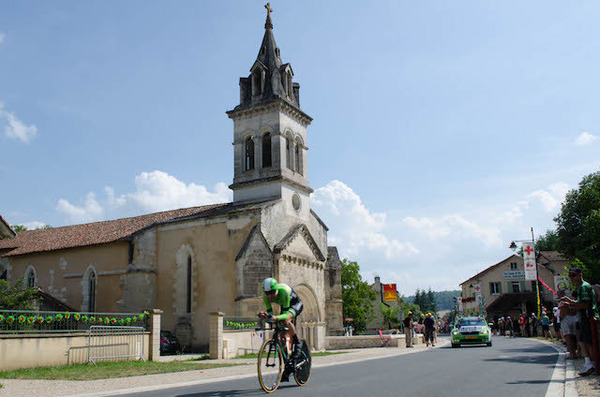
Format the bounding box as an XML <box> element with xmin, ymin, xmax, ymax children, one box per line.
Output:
<box><xmin>227</xmin><ymin>98</ymin><xmax>312</xmax><ymax>127</ymax></box>
<box><xmin>229</xmin><ymin>175</ymin><xmax>314</xmax><ymax>194</ymax></box>
<box><xmin>281</xmin><ymin>254</ymin><xmax>324</xmax><ymax>270</ymax></box>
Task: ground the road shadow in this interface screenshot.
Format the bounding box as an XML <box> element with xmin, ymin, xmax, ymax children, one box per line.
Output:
<box><xmin>176</xmin><ymin>389</ymin><xmax>264</xmax><ymax>397</ymax></box>
<box><xmin>484</xmin><ymin>354</ymin><xmax>557</xmax><ymax>367</ymax></box>
<box><xmin>175</xmin><ymin>383</ymin><xmax>300</xmax><ymax>397</ymax></box>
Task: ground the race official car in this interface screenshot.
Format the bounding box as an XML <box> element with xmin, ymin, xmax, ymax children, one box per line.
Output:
<box><xmin>451</xmin><ymin>317</ymin><xmax>492</xmax><ymax>348</ymax></box>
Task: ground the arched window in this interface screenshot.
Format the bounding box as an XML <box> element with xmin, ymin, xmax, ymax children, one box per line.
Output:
<box><xmin>88</xmin><ymin>271</ymin><xmax>96</xmax><ymax>312</ymax></box>
<box><xmin>286</xmin><ymin>136</ymin><xmax>292</xmax><ymax>169</ymax></box>
<box><xmin>186</xmin><ymin>255</ymin><xmax>192</xmax><ymax>313</ymax></box>
<box><xmin>245</xmin><ymin>136</ymin><xmax>255</xmax><ymax>171</ymax></box>
<box><xmin>262</xmin><ymin>133</ymin><xmax>272</xmax><ymax>168</ymax></box>
<box><xmin>174</xmin><ymin>245</ymin><xmax>194</xmax><ymax>315</ymax></box>
<box><xmin>295</xmin><ymin>140</ymin><xmax>302</xmax><ymax>174</ymax></box>
<box><xmin>26</xmin><ymin>267</ymin><xmax>36</xmax><ymax>288</ymax></box>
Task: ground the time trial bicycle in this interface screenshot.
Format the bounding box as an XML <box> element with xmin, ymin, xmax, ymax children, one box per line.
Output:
<box><xmin>256</xmin><ymin>318</ymin><xmax>312</xmax><ymax>393</ymax></box>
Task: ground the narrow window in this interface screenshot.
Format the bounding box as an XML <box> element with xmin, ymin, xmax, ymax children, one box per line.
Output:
<box><xmin>186</xmin><ymin>256</ymin><xmax>192</xmax><ymax>313</ymax></box>
<box><xmin>287</xmin><ymin>72</ymin><xmax>293</xmax><ymax>97</ymax></box>
<box><xmin>286</xmin><ymin>137</ymin><xmax>292</xmax><ymax>169</ymax></box>
<box><xmin>510</xmin><ymin>262</ymin><xmax>518</xmax><ymax>270</ymax></box>
<box><xmin>245</xmin><ymin>137</ymin><xmax>255</xmax><ymax>171</ymax></box>
<box><xmin>295</xmin><ymin>140</ymin><xmax>303</xmax><ymax>174</ymax></box>
<box><xmin>253</xmin><ymin>70</ymin><xmax>262</xmax><ymax>96</ymax></box>
<box><xmin>26</xmin><ymin>269</ymin><xmax>35</xmax><ymax>288</ymax></box>
<box><xmin>88</xmin><ymin>272</ymin><xmax>96</xmax><ymax>312</ymax></box>
<box><xmin>262</xmin><ymin>133</ymin><xmax>272</xmax><ymax>168</ymax></box>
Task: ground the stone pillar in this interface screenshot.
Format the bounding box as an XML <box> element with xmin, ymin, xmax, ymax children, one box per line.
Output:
<box><xmin>209</xmin><ymin>312</ymin><xmax>224</xmax><ymax>359</ymax></box>
<box><xmin>148</xmin><ymin>309</ymin><xmax>163</xmax><ymax>361</ymax></box>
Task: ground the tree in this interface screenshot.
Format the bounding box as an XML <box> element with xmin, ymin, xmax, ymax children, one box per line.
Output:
<box><xmin>554</xmin><ymin>171</ymin><xmax>600</xmax><ymax>282</ymax></box>
<box><xmin>426</xmin><ymin>288</ymin><xmax>438</xmax><ymax>314</ymax></box>
<box><xmin>379</xmin><ymin>303</ymin><xmax>400</xmax><ymax>329</ymax></box>
<box><xmin>413</xmin><ymin>289</ymin><xmax>424</xmax><ymax>311</ymax></box>
<box><xmin>341</xmin><ymin>259</ymin><xmax>377</xmax><ymax>333</ymax></box>
<box><xmin>0</xmin><ymin>279</ymin><xmax>39</xmax><ymax>310</ymax></box>
<box><xmin>535</xmin><ymin>230</ymin><xmax>559</xmax><ymax>252</ymax></box>
<box><xmin>11</xmin><ymin>225</ymin><xmax>27</xmax><ymax>233</ymax></box>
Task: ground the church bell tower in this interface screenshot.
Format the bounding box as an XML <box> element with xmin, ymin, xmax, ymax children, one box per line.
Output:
<box><xmin>226</xmin><ymin>4</ymin><xmax>313</xmax><ymax>210</ymax></box>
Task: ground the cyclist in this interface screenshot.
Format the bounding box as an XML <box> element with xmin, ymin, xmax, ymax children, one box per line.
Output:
<box><xmin>258</xmin><ymin>277</ymin><xmax>304</xmax><ymax>378</ymax></box>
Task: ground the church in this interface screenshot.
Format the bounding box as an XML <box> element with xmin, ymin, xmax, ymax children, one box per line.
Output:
<box><xmin>0</xmin><ymin>7</ymin><xmax>343</xmax><ymax>351</ymax></box>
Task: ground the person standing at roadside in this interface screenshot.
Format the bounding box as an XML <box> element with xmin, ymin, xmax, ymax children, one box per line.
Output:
<box><xmin>540</xmin><ymin>312</ymin><xmax>550</xmax><ymax>338</ymax></box>
<box><xmin>560</xmin><ymin>267</ymin><xmax>599</xmax><ymax>376</ymax></box>
<box><xmin>403</xmin><ymin>312</ymin><xmax>414</xmax><ymax>348</ymax></box>
<box><xmin>423</xmin><ymin>313</ymin><xmax>435</xmax><ymax>347</ymax></box>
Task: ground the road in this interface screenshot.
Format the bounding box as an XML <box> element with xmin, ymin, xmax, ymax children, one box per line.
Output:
<box><xmin>118</xmin><ymin>337</ymin><xmax>559</xmax><ymax>397</ymax></box>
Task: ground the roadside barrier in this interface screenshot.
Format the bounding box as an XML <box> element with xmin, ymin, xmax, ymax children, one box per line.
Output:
<box><xmin>88</xmin><ymin>325</ymin><xmax>146</xmax><ymax>365</ymax></box>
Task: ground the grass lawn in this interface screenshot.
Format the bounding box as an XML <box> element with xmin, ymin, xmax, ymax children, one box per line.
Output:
<box><xmin>234</xmin><ymin>351</ymin><xmax>349</xmax><ymax>359</ymax></box>
<box><xmin>0</xmin><ymin>360</ymin><xmax>242</xmax><ymax>381</ymax></box>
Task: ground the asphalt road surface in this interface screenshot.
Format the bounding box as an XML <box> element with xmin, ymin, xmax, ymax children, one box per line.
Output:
<box><xmin>119</xmin><ymin>337</ymin><xmax>559</xmax><ymax>397</ymax></box>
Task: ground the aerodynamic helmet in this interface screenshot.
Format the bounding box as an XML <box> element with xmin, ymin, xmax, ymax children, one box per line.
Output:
<box><xmin>263</xmin><ymin>278</ymin><xmax>278</xmax><ymax>293</ymax></box>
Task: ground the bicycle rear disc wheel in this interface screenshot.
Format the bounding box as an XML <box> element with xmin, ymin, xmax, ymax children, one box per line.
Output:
<box><xmin>293</xmin><ymin>339</ymin><xmax>312</xmax><ymax>386</ymax></box>
<box><xmin>258</xmin><ymin>339</ymin><xmax>283</xmax><ymax>393</ymax></box>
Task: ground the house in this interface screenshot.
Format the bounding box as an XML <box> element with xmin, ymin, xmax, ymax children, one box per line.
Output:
<box><xmin>459</xmin><ymin>251</ymin><xmax>569</xmax><ymax>320</ymax></box>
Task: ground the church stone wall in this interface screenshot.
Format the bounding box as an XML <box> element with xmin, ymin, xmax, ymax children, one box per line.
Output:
<box><xmin>4</xmin><ymin>244</ymin><xmax>128</xmax><ymax>313</ymax></box>
<box><xmin>154</xmin><ymin>213</ymin><xmax>260</xmax><ymax>351</ymax></box>
<box><xmin>121</xmin><ymin>229</ymin><xmax>158</xmax><ymax>312</ymax></box>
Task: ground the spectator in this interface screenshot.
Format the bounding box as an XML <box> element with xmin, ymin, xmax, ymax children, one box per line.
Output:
<box><xmin>519</xmin><ymin>314</ymin><xmax>526</xmax><ymax>337</ymax></box>
<box><xmin>540</xmin><ymin>312</ymin><xmax>550</xmax><ymax>338</ymax></box>
<box><xmin>403</xmin><ymin>312</ymin><xmax>414</xmax><ymax>348</ymax></box>
<box><xmin>531</xmin><ymin>313</ymin><xmax>538</xmax><ymax>337</ymax></box>
<box><xmin>558</xmin><ymin>289</ymin><xmax>578</xmax><ymax>359</ymax></box>
<box><xmin>423</xmin><ymin>313</ymin><xmax>435</xmax><ymax>347</ymax></box>
<box><xmin>507</xmin><ymin>316</ymin><xmax>514</xmax><ymax>337</ymax></box>
<box><xmin>560</xmin><ymin>267</ymin><xmax>599</xmax><ymax>376</ymax></box>
<box><xmin>552</xmin><ymin>306</ymin><xmax>560</xmax><ymax>340</ymax></box>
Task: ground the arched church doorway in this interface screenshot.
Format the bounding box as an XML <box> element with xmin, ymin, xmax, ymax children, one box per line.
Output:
<box><xmin>293</xmin><ymin>284</ymin><xmax>321</xmax><ymax>350</ymax></box>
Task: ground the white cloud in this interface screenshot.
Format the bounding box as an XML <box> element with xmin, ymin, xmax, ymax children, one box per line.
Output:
<box><xmin>311</xmin><ymin>180</ymin><xmax>419</xmax><ymax>260</ymax></box>
<box><xmin>22</xmin><ymin>221</ymin><xmax>48</xmax><ymax>230</ymax></box>
<box><xmin>57</xmin><ymin>193</ymin><xmax>104</xmax><ymax>224</ymax></box>
<box><xmin>575</xmin><ymin>131</ymin><xmax>598</xmax><ymax>146</ymax></box>
<box><xmin>0</xmin><ymin>32</ymin><xmax>5</xmax><ymax>44</ymax></box>
<box><xmin>57</xmin><ymin>170</ymin><xmax>232</xmax><ymax>224</ymax></box>
<box><xmin>526</xmin><ymin>182</ymin><xmax>570</xmax><ymax>213</ymax></box>
<box><xmin>311</xmin><ymin>179</ymin><xmax>571</xmax><ymax>295</ymax></box>
<box><xmin>0</xmin><ymin>102</ymin><xmax>38</xmax><ymax>143</ymax></box>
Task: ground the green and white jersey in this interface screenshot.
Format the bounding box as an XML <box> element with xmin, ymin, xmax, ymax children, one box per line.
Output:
<box><xmin>263</xmin><ymin>283</ymin><xmax>295</xmax><ymax>321</ymax></box>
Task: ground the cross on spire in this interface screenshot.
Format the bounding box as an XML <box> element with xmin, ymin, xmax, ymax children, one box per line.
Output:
<box><xmin>265</xmin><ymin>3</ymin><xmax>273</xmax><ymax>16</ymax></box>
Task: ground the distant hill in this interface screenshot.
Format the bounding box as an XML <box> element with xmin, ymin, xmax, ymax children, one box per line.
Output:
<box><xmin>405</xmin><ymin>290</ymin><xmax>461</xmax><ymax>311</ymax></box>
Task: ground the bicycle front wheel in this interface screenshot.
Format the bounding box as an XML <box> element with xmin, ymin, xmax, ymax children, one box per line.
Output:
<box><xmin>257</xmin><ymin>338</ymin><xmax>283</xmax><ymax>393</ymax></box>
<box><xmin>293</xmin><ymin>339</ymin><xmax>312</xmax><ymax>386</ymax></box>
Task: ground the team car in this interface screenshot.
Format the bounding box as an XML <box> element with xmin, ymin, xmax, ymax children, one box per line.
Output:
<box><xmin>451</xmin><ymin>316</ymin><xmax>492</xmax><ymax>348</ymax></box>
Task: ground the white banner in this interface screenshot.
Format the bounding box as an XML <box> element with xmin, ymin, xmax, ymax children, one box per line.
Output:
<box><xmin>523</xmin><ymin>242</ymin><xmax>537</xmax><ymax>281</ymax></box>
<box><xmin>457</xmin><ymin>297</ymin><xmax>463</xmax><ymax>312</ymax></box>
<box><xmin>473</xmin><ymin>284</ymin><xmax>482</xmax><ymax>295</ymax></box>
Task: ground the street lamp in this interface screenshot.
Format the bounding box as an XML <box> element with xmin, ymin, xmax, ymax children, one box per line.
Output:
<box><xmin>509</xmin><ymin>227</ymin><xmax>541</xmax><ymax>317</ymax></box>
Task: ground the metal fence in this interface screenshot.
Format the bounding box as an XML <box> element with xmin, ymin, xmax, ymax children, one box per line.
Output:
<box><xmin>88</xmin><ymin>326</ymin><xmax>146</xmax><ymax>365</ymax></box>
<box><xmin>0</xmin><ymin>310</ymin><xmax>150</xmax><ymax>334</ymax></box>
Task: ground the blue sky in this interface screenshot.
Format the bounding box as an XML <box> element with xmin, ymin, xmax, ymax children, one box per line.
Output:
<box><xmin>1</xmin><ymin>1</ymin><xmax>599</xmax><ymax>295</ymax></box>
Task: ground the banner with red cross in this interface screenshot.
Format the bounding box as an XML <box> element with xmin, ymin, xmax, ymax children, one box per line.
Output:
<box><xmin>523</xmin><ymin>242</ymin><xmax>537</xmax><ymax>281</ymax></box>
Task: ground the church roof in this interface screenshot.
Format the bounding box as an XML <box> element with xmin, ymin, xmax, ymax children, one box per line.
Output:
<box><xmin>273</xmin><ymin>223</ymin><xmax>326</xmax><ymax>261</ymax></box>
<box><xmin>0</xmin><ymin>201</ymin><xmax>273</xmax><ymax>257</ymax></box>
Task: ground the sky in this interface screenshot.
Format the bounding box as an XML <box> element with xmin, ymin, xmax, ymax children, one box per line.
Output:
<box><xmin>1</xmin><ymin>1</ymin><xmax>599</xmax><ymax>296</ymax></box>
